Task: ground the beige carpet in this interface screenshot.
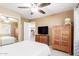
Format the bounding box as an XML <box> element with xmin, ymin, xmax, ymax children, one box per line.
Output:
<box><xmin>49</xmin><ymin>47</ymin><xmax>70</xmax><ymax>56</ymax></box>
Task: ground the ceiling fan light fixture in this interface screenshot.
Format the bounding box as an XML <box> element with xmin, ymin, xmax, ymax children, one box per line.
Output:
<box><xmin>8</xmin><ymin>17</ymin><xmax>17</xmax><ymax>22</ymax></box>
<box><xmin>31</xmin><ymin>8</ymin><xmax>38</xmax><ymax>12</ymax></box>
<box><xmin>0</xmin><ymin>15</ymin><xmax>6</xmax><ymax>19</ymax></box>
<box><xmin>0</xmin><ymin>14</ymin><xmax>17</xmax><ymax>23</ymax></box>
<box><xmin>3</xmin><ymin>19</ymin><xmax>10</xmax><ymax>23</ymax></box>
<box><xmin>18</xmin><ymin>3</ymin><xmax>51</xmax><ymax>15</ymax></box>
<box><xmin>0</xmin><ymin>15</ymin><xmax>9</xmax><ymax>23</ymax></box>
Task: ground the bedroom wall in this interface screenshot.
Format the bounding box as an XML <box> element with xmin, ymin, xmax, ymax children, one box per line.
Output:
<box><xmin>33</xmin><ymin>10</ymin><xmax>74</xmax><ymax>45</ymax></box>
<box><xmin>20</xmin><ymin>17</ymin><xmax>29</xmax><ymax>41</ymax></box>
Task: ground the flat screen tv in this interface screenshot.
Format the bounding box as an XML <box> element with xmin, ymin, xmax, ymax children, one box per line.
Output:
<box><xmin>38</xmin><ymin>26</ymin><xmax>48</xmax><ymax>34</ymax></box>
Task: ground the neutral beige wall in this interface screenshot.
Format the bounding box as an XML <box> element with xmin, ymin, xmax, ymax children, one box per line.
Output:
<box><xmin>34</xmin><ymin>10</ymin><xmax>74</xmax><ymax>45</ymax></box>
<box><xmin>20</xmin><ymin>17</ymin><xmax>29</xmax><ymax>41</ymax></box>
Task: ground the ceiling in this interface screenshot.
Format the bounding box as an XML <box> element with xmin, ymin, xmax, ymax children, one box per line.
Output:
<box><xmin>0</xmin><ymin>3</ymin><xmax>76</xmax><ymax>19</ymax></box>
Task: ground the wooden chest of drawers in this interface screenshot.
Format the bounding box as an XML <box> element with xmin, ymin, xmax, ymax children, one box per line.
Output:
<box><xmin>52</xmin><ymin>24</ymin><xmax>73</xmax><ymax>55</ymax></box>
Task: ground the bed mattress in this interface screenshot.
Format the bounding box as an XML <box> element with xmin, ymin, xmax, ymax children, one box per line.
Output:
<box><xmin>0</xmin><ymin>36</ymin><xmax>16</xmax><ymax>46</ymax></box>
<box><xmin>0</xmin><ymin>40</ymin><xmax>51</xmax><ymax>56</ymax></box>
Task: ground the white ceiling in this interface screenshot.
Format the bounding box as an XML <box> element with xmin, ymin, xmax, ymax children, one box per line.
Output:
<box><xmin>0</xmin><ymin>3</ymin><xmax>76</xmax><ymax>19</ymax></box>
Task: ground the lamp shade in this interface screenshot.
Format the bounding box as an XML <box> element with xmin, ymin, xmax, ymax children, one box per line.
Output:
<box><xmin>64</xmin><ymin>18</ymin><xmax>71</xmax><ymax>24</ymax></box>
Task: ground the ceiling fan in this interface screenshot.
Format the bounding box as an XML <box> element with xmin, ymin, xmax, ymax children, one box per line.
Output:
<box><xmin>18</xmin><ymin>3</ymin><xmax>51</xmax><ymax>15</ymax></box>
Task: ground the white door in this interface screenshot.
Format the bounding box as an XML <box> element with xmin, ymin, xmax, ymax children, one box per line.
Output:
<box><xmin>24</xmin><ymin>22</ymin><xmax>31</xmax><ymax>41</ymax></box>
<box><xmin>24</xmin><ymin>22</ymin><xmax>35</xmax><ymax>41</ymax></box>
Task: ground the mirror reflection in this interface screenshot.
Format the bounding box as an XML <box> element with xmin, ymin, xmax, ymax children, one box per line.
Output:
<box><xmin>0</xmin><ymin>15</ymin><xmax>18</xmax><ymax>46</ymax></box>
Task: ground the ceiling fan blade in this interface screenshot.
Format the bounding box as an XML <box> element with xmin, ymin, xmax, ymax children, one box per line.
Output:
<box><xmin>18</xmin><ymin>6</ymin><xmax>29</xmax><ymax>9</ymax></box>
<box><xmin>39</xmin><ymin>3</ymin><xmax>51</xmax><ymax>7</ymax></box>
<box><xmin>38</xmin><ymin>10</ymin><xmax>45</xmax><ymax>14</ymax></box>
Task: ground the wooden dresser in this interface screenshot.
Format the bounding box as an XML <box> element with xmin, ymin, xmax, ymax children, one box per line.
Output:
<box><xmin>35</xmin><ymin>35</ymin><xmax>49</xmax><ymax>45</ymax></box>
<box><xmin>52</xmin><ymin>24</ymin><xmax>73</xmax><ymax>55</ymax></box>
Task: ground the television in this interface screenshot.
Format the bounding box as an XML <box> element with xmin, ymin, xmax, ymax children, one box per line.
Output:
<box><xmin>38</xmin><ymin>26</ymin><xmax>48</xmax><ymax>34</ymax></box>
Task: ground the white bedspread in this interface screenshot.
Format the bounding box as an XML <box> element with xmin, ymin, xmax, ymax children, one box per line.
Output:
<box><xmin>0</xmin><ymin>36</ymin><xmax>16</xmax><ymax>46</ymax></box>
<box><xmin>0</xmin><ymin>40</ymin><xmax>51</xmax><ymax>56</ymax></box>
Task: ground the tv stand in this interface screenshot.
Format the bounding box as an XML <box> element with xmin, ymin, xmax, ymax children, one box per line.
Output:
<box><xmin>35</xmin><ymin>35</ymin><xmax>49</xmax><ymax>45</ymax></box>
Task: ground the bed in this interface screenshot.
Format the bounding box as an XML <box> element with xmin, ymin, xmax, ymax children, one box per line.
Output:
<box><xmin>0</xmin><ymin>40</ymin><xmax>51</xmax><ymax>56</ymax></box>
<box><xmin>0</xmin><ymin>36</ymin><xmax>16</xmax><ymax>46</ymax></box>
